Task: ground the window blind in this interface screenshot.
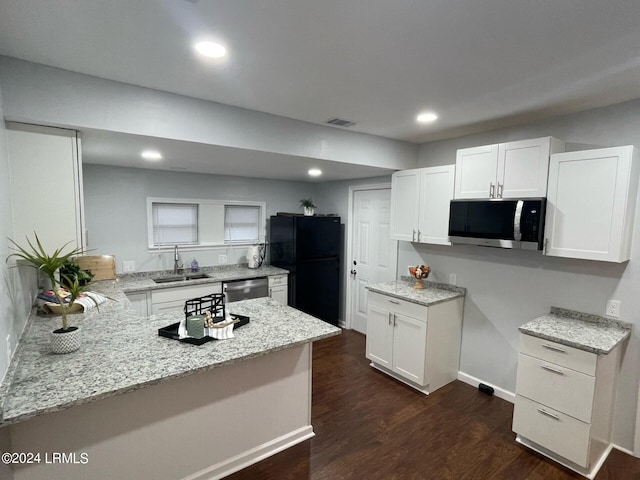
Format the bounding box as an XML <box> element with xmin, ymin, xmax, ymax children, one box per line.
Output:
<box><xmin>152</xmin><ymin>203</ymin><xmax>198</xmax><ymax>246</ymax></box>
<box><xmin>224</xmin><ymin>205</ymin><xmax>260</xmax><ymax>244</ymax></box>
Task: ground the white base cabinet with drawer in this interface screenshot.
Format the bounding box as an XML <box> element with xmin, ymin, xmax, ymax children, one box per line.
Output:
<box><xmin>512</xmin><ymin>334</ymin><xmax>621</xmax><ymax>478</ymax></box>
<box><xmin>365</xmin><ymin>291</ymin><xmax>463</xmax><ymax>395</ymax></box>
<box><xmin>151</xmin><ymin>283</ymin><xmax>222</xmax><ymax>315</ymax></box>
<box><xmin>268</xmin><ymin>274</ymin><xmax>288</xmax><ymax>304</ymax></box>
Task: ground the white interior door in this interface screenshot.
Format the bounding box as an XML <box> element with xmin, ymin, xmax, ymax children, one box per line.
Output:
<box><xmin>350</xmin><ymin>188</ymin><xmax>397</xmax><ymax>334</ymax></box>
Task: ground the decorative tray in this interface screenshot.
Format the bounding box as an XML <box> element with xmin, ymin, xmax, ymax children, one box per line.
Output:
<box><xmin>158</xmin><ymin>314</ymin><xmax>250</xmax><ymax>345</ymax></box>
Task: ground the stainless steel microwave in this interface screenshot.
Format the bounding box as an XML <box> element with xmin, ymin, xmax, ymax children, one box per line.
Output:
<box><xmin>448</xmin><ymin>198</ymin><xmax>546</xmax><ymax>250</ymax></box>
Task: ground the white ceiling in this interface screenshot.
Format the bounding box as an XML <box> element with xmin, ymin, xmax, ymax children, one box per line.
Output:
<box><xmin>2</xmin><ymin>0</ymin><xmax>640</xmax><ymax>179</ymax></box>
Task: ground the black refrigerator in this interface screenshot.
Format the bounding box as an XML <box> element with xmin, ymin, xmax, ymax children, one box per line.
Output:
<box><xmin>269</xmin><ymin>214</ymin><xmax>341</xmax><ymax>325</ymax></box>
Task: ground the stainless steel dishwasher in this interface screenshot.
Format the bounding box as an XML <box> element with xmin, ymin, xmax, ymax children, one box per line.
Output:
<box><xmin>222</xmin><ymin>277</ymin><xmax>269</xmax><ymax>302</ymax></box>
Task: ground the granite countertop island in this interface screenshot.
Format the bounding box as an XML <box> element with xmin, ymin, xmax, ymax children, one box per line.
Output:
<box><xmin>519</xmin><ymin>306</ymin><xmax>631</xmax><ymax>354</ymax></box>
<box><xmin>0</xmin><ymin>276</ymin><xmax>341</xmax><ymax>480</ymax></box>
<box><xmin>0</xmin><ymin>278</ymin><xmax>339</xmax><ymax>427</ymax></box>
<box><xmin>366</xmin><ymin>278</ymin><xmax>466</xmax><ymax>306</ymax></box>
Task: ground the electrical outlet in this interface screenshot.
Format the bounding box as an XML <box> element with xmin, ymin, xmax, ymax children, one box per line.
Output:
<box><xmin>218</xmin><ymin>255</ymin><xmax>227</xmax><ymax>265</ymax></box>
<box><xmin>606</xmin><ymin>299</ymin><xmax>621</xmax><ymax>318</ymax></box>
<box><xmin>122</xmin><ymin>260</ymin><xmax>136</xmax><ymax>273</ymax></box>
<box><xmin>449</xmin><ymin>273</ymin><xmax>457</xmax><ymax>285</ymax></box>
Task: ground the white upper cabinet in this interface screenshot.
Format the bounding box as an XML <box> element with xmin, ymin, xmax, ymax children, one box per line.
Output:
<box><xmin>544</xmin><ymin>146</ymin><xmax>639</xmax><ymax>262</ymax></box>
<box><xmin>7</xmin><ymin>123</ymin><xmax>85</xmax><ymax>251</ymax></box>
<box><xmin>454</xmin><ymin>137</ymin><xmax>564</xmax><ymax>199</ymax></box>
<box><xmin>390</xmin><ymin>169</ymin><xmax>420</xmax><ymax>242</ymax></box>
<box><xmin>417</xmin><ymin>166</ymin><xmax>455</xmax><ymax>245</ymax></box>
<box><xmin>391</xmin><ymin>165</ymin><xmax>455</xmax><ymax>244</ymax></box>
<box><xmin>454</xmin><ymin>144</ymin><xmax>499</xmax><ymax>199</ymax></box>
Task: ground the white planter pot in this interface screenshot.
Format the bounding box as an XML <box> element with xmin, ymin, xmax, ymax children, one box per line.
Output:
<box><xmin>51</xmin><ymin>327</ymin><xmax>81</xmax><ymax>354</ymax></box>
<box><xmin>303</xmin><ymin>207</ymin><xmax>315</xmax><ymax>216</ymax></box>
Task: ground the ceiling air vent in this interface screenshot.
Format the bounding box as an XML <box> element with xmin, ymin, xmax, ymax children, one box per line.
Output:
<box><xmin>325</xmin><ymin>118</ymin><xmax>357</xmax><ymax>128</ymax></box>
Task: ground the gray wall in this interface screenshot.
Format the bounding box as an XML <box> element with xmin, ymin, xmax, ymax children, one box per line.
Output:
<box><xmin>83</xmin><ymin>164</ymin><xmax>323</xmax><ymax>273</ymax></box>
<box><xmin>406</xmin><ymin>98</ymin><xmax>640</xmax><ymax>451</ymax></box>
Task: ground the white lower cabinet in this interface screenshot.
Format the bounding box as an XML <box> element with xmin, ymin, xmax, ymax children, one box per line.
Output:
<box><xmin>151</xmin><ymin>283</ymin><xmax>222</xmax><ymax>315</ymax></box>
<box><xmin>365</xmin><ymin>291</ymin><xmax>463</xmax><ymax>394</ymax></box>
<box><xmin>268</xmin><ymin>274</ymin><xmax>288</xmax><ymax>304</ymax></box>
<box><xmin>512</xmin><ymin>334</ymin><xmax>620</xmax><ymax>477</ymax></box>
<box><xmin>126</xmin><ymin>292</ymin><xmax>151</xmax><ymax>317</ymax></box>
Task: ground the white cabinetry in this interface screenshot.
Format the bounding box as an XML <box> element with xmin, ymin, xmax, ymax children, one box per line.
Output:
<box><xmin>151</xmin><ymin>283</ymin><xmax>222</xmax><ymax>315</ymax></box>
<box><xmin>126</xmin><ymin>292</ymin><xmax>151</xmax><ymax>317</ymax></box>
<box><xmin>513</xmin><ymin>334</ymin><xmax>620</xmax><ymax>477</ymax></box>
<box><xmin>365</xmin><ymin>291</ymin><xmax>463</xmax><ymax>394</ymax></box>
<box><xmin>390</xmin><ymin>165</ymin><xmax>455</xmax><ymax>244</ymax></box>
<box><xmin>7</xmin><ymin>123</ymin><xmax>85</xmax><ymax>251</ymax></box>
<box><xmin>454</xmin><ymin>137</ymin><xmax>564</xmax><ymax>199</ymax></box>
<box><xmin>268</xmin><ymin>274</ymin><xmax>288</xmax><ymax>304</ymax></box>
<box><xmin>544</xmin><ymin>146</ymin><xmax>639</xmax><ymax>262</ymax></box>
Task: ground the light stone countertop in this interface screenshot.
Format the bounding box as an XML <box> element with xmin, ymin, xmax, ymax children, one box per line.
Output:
<box><xmin>366</xmin><ymin>278</ymin><xmax>466</xmax><ymax>306</ymax></box>
<box><xmin>0</xmin><ymin>279</ymin><xmax>340</xmax><ymax>426</ymax></box>
<box><xmin>118</xmin><ymin>264</ymin><xmax>289</xmax><ymax>293</ymax></box>
<box><xmin>519</xmin><ymin>306</ymin><xmax>632</xmax><ymax>354</ymax></box>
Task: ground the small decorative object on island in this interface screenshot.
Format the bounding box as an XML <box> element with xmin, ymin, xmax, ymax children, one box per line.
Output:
<box><xmin>300</xmin><ymin>198</ymin><xmax>316</xmax><ymax>216</ymax></box>
<box><xmin>7</xmin><ymin>233</ymin><xmax>92</xmax><ymax>354</ymax></box>
<box><xmin>409</xmin><ymin>264</ymin><xmax>431</xmax><ymax>289</ymax></box>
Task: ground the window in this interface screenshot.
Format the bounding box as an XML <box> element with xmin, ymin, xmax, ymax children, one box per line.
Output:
<box><xmin>224</xmin><ymin>205</ymin><xmax>260</xmax><ymax>244</ymax></box>
<box><xmin>147</xmin><ymin>197</ymin><xmax>265</xmax><ymax>249</ymax></box>
<box><xmin>151</xmin><ymin>203</ymin><xmax>198</xmax><ymax>246</ymax></box>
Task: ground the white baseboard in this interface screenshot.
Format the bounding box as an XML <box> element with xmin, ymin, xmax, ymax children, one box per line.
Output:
<box><xmin>611</xmin><ymin>443</ymin><xmax>638</xmax><ymax>457</ymax></box>
<box><xmin>457</xmin><ymin>371</ymin><xmax>516</xmax><ymax>403</ymax></box>
<box><xmin>182</xmin><ymin>425</ymin><xmax>315</xmax><ymax>480</ymax></box>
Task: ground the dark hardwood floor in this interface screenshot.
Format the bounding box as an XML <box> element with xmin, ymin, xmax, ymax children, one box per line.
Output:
<box><xmin>227</xmin><ymin>330</ymin><xmax>640</xmax><ymax>479</ymax></box>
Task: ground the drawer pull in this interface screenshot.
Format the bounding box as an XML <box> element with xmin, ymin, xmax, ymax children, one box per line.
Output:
<box><xmin>540</xmin><ymin>364</ymin><xmax>564</xmax><ymax>375</ymax></box>
<box><xmin>388</xmin><ymin>299</ymin><xmax>400</xmax><ymax>305</ymax></box>
<box><xmin>541</xmin><ymin>343</ymin><xmax>566</xmax><ymax>353</ymax></box>
<box><xmin>537</xmin><ymin>408</ymin><xmax>560</xmax><ymax>421</ymax></box>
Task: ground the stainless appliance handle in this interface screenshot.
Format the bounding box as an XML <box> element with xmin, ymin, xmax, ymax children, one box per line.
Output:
<box><xmin>513</xmin><ymin>200</ymin><xmax>523</xmax><ymax>242</ymax></box>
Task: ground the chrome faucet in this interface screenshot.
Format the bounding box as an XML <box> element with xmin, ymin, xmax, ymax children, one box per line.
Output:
<box><xmin>173</xmin><ymin>245</ymin><xmax>180</xmax><ymax>274</ymax></box>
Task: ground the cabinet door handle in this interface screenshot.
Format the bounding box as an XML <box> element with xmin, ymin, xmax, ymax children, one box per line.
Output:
<box><xmin>269</xmin><ymin>288</ymin><xmax>273</xmax><ymax>297</ymax></box>
<box><xmin>541</xmin><ymin>343</ymin><xmax>566</xmax><ymax>353</ymax></box>
<box><xmin>388</xmin><ymin>299</ymin><xmax>400</xmax><ymax>305</ymax></box>
<box><xmin>489</xmin><ymin>182</ymin><xmax>495</xmax><ymax>198</ymax></box>
<box><xmin>536</xmin><ymin>408</ymin><xmax>560</xmax><ymax>421</ymax></box>
<box><xmin>540</xmin><ymin>364</ymin><xmax>564</xmax><ymax>375</ymax></box>
<box><xmin>543</xmin><ymin>238</ymin><xmax>549</xmax><ymax>255</ymax></box>
<box><xmin>393</xmin><ymin>314</ymin><xmax>397</xmax><ymax>327</ymax></box>
<box><xmin>412</xmin><ymin>229</ymin><xmax>416</xmax><ymax>242</ymax></box>
<box><xmin>417</xmin><ymin>229</ymin><xmax>421</xmax><ymax>242</ymax></box>
<box><xmin>388</xmin><ymin>313</ymin><xmax>393</xmax><ymax>325</ymax></box>
<box><xmin>497</xmin><ymin>182</ymin><xmax>503</xmax><ymax>198</ymax></box>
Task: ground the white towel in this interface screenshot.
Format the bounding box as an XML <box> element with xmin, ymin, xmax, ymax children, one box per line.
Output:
<box><xmin>73</xmin><ymin>292</ymin><xmax>107</xmax><ymax>311</ymax></box>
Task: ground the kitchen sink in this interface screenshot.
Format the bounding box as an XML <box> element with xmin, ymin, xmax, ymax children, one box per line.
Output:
<box><xmin>153</xmin><ymin>273</ymin><xmax>211</xmax><ymax>284</ymax></box>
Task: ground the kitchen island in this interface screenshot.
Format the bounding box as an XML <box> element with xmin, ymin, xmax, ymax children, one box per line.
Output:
<box><xmin>0</xmin><ymin>280</ymin><xmax>340</xmax><ymax>480</ymax></box>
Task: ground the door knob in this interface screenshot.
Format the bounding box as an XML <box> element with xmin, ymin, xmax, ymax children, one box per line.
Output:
<box><xmin>350</xmin><ymin>269</ymin><xmax>357</xmax><ymax>275</ymax></box>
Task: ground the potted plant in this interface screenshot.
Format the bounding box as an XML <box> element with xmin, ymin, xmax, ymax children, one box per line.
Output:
<box><xmin>7</xmin><ymin>233</ymin><xmax>88</xmax><ymax>354</ymax></box>
<box><xmin>300</xmin><ymin>198</ymin><xmax>316</xmax><ymax>216</ymax></box>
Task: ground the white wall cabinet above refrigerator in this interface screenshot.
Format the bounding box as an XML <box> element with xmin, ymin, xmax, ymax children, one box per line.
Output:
<box><xmin>544</xmin><ymin>146</ymin><xmax>639</xmax><ymax>262</ymax></box>
<box><xmin>454</xmin><ymin>137</ymin><xmax>564</xmax><ymax>199</ymax></box>
<box><xmin>390</xmin><ymin>165</ymin><xmax>455</xmax><ymax>245</ymax></box>
<box><xmin>7</xmin><ymin>123</ymin><xmax>85</xmax><ymax>251</ymax></box>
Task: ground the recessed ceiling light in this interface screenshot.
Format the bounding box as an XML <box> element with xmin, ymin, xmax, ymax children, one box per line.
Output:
<box><xmin>308</xmin><ymin>168</ymin><xmax>322</xmax><ymax>177</ymax></box>
<box><xmin>416</xmin><ymin>112</ymin><xmax>439</xmax><ymax>123</ymax></box>
<box><xmin>194</xmin><ymin>41</ymin><xmax>227</xmax><ymax>58</ymax></box>
<box><xmin>141</xmin><ymin>150</ymin><xmax>162</xmax><ymax>161</ymax></box>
